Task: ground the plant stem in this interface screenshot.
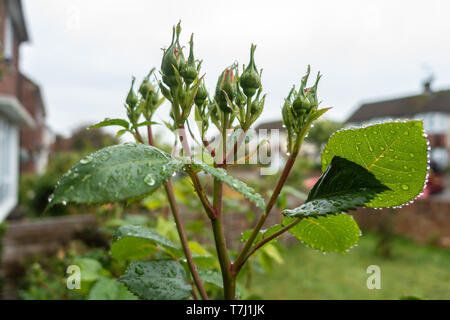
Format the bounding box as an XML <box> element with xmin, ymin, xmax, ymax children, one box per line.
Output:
<box><xmin>146</xmin><ymin>125</ymin><xmax>208</xmax><ymax>300</ymax></box>
<box><xmin>178</xmin><ymin>111</ymin><xmax>235</xmax><ymax>299</ymax></box>
<box><xmin>147</xmin><ymin>124</ymin><xmax>154</xmax><ymax>146</ymax></box>
<box><xmin>177</xmin><ymin>125</ymin><xmax>216</xmax><ymax>219</ymax></box>
<box><xmin>187</xmin><ymin>170</ymin><xmax>217</xmax><ymax>220</ymax></box>
<box><xmin>244</xmin><ymin>217</ymin><xmax>302</xmax><ymax>261</ymax></box>
<box><xmin>233</xmin><ymin>123</ymin><xmax>312</xmax><ymax>271</ymax></box>
<box><xmin>233</xmin><ymin>153</ymin><xmax>298</xmax><ymax>270</ymax></box>
<box><xmin>212</xmin><ymin>177</ymin><xmax>235</xmax><ymax>299</ymax></box>
<box><xmin>164</xmin><ymin>181</ymin><xmax>209</xmax><ymax>300</ymax></box>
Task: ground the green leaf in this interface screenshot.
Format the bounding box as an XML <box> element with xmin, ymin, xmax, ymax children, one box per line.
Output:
<box><xmin>284</xmin><ymin>214</ymin><xmax>361</xmax><ymax>253</ymax></box>
<box><xmin>192</xmin><ymin>162</ymin><xmax>265</xmax><ymax>210</ymax></box>
<box><xmin>72</xmin><ymin>258</ymin><xmax>103</xmax><ymax>283</ymax></box>
<box><xmin>88</xmin><ymin>277</ymin><xmax>137</xmax><ymax>300</ymax></box>
<box><xmin>321</xmin><ymin>120</ymin><xmax>428</xmax><ymax>207</ymax></box>
<box><xmin>309</xmin><ymin>107</ymin><xmax>332</xmax><ymax>122</ymax></box>
<box><xmin>111</xmin><ymin>225</ymin><xmax>178</xmax><ymax>261</ymax></box>
<box><xmin>48</xmin><ymin>143</ymin><xmax>184</xmax><ymax>207</ymax></box>
<box><xmin>185</xmin><ymin>241</ymin><xmax>218</xmax><ymax>269</ymax></box>
<box><xmin>120</xmin><ymin>260</ymin><xmax>192</xmax><ymax>300</ymax></box>
<box><xmin>198</xmin><ymin>269</ymin><xmax>223</xmax><ymax>288</ymax></box>
<box><xmin>283</xmin><ymin>156</ymin><xmax>388</xmax><ymax>218</ymax></box>
<box><xmin>89</xmin><ymin>118</ymin><xmax>129</xmax><ymax>130</ymax></box>
<box><xmin>116</xmin><ymin>129</ymin><xmax>128</xmax><ymax>138</ymax></box>
<box><xmin>198</xmin><ymin>269</ymin><xmax>244</xmax><ymax>298</ymax></box>
<box><xmin>134</xmin><ymin>121</ymin><xmax>159</xmax><ymax>128</ymax></box>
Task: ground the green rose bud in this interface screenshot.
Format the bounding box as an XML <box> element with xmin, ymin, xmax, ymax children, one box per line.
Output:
<box><xmin>126</xmin><ymin>77</ymin><xmax>138</xmax><ymax>109</ymax></box>
<box><xmin>139</xmin><ymin>68</ymin><xmax>156</xmax><ymax>98</ymax></box>
<box><xmin>239</xmin><ymin>44</ymin><xmax>261</xmax><ymax>98</ymax></box>
<box><xmin>180</xmin><ymin>34</ymin><xmax>198</xmax><ymax>86</ymax></box>
<box><xmin>161</xmin><ymin>24</ymin><xmax>183</xmax><ymax>88</ymax></box>
<box><xmin>194</xmin><ymin>80</ymin><xmax>208</xmax><ymax>106</ymax></box>
<box><xmin>215</xmin><ymin>66</ymin><xmax>237</xmax><ymax>113</ymax></box>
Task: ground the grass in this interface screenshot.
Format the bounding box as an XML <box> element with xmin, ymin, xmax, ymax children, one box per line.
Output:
<box><xmin>249</xmin><ymin>232</ymin><xmax>450</xmax><ymax>299</ymax></box>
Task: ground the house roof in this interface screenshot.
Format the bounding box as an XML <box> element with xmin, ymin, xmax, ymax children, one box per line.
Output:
<box><xmin>346</xmin><ymin>89</ymin><xmax>450</xmax><ymax>123</ymax></box>
<box><xmin>255</xmin><ymin>120</ymin><xmax>285</xmax><ymax>131</ymax></box>
<box><xmin>6</xmin><ymin>0</ymin><xmax>29</xmax><ymax>42</ymax></box>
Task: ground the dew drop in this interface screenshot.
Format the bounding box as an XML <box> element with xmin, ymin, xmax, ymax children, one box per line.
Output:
<box><xmin>401</xmin><ymin>184</ymin><xmax>409</xmax><ymax>191</ymax></box>
<box><xmin>409</xmin><ymin>153</ymin><xmax>414</xmax><ymax>158</ymax></box>
<box><xmin>80</xmin><ymin>156</ymin><xmax>93</xmax><ymax>164</ymax></box>
<box><xmin>144</xmin><ymin>174</ymin><xmax>155</xmax><ymax>186</ymax></box>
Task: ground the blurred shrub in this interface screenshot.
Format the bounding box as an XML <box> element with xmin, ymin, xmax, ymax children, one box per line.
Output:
<box><xmin>19</xmin><ymin>152</ymin><xmax>82</xmax><ymax>217</ymax></box>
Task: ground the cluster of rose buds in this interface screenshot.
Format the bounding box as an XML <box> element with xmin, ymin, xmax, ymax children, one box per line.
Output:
<box><xmin>212</xmin><ymin>45</ymin><xmax>265</xmax><ymax>130</ymax></box>
<box><xmin>153</xmin><ymin>22</ymin><xmax>324</xmax><ymax>153</ymax></box>
<box><xmin>282</xmin><ymin>65</ymin><xmax>321</xmax><ymax>152</ymax></box>
<box><xmin>159</xmin><ymin>22</ymin><xmax>204</xmax><ymax>126</ymax></box>
<box><xmin>122</xmin><ymin>69</ymin><xmax>164</xmax><ymax>134</ymax></box>
<box><xmin>138</xmin><ymin>68</ymin><xmax>164</xmax><ymax>121</ymax></box>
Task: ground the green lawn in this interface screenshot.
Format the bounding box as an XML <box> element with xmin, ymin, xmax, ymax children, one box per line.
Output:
<box><xmin>249</xmin><ymin>232</ymin><xmax>450</xmax><ymax>299</ymax></box>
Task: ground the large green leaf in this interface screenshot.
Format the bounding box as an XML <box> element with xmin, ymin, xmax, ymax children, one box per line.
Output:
<box><xmin>283</xmin><ymin>156</ymin><xmax>388</xmax><ymax>218</ymax></box>
<box><xmin>48</xmin><ymin>143</ymin><xmax>184</xmax><ymax>207</ymax></box>
<box><xmin>120</xmin><ymin>260</ymin><xmax>192</xmax><ymax>300</ymax></box>
<box><xmin>111</xmin><ymin>225</ymin><xmax>178</xmax><ymax>261</ymax></box>
<box><xmin>284</xmin><ymin>214</ymin><xmax>361</xmax><ymax>253</ymax></box>
<box><xmin>192</xmin><ymin>162</ymin><xmax>265</xmax><ymax>210</ymax></box>
<box><xmin>321</xmin><ymin>120</ymin><xmax>428</xmax><ymax>207</ymax></box>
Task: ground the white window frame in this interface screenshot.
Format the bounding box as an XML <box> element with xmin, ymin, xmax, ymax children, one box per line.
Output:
<box><xmin>3</xmin><ymin>12</ymin><xmax>14</xmax><ymax>61</ymax></box>
<box><xmin>0</xmin><ymin>115</ymin><xmax>19</xmax><ymax>221</ymax></box>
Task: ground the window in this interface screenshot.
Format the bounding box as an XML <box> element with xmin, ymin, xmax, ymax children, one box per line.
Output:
<box><xmin>3</xmin><ymin>13</ymin><xmax>14</xmax><ymax>61</ymax></box>
<box><xmin>0</xmin><ymin>116</ymin><xmax>19</xmax><ymax>221</ymax></box>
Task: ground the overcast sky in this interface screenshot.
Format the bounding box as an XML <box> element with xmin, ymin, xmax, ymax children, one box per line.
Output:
<box><xmin>20</xmin><ymin>0</ymin><xmax>450</xmax><ymax>138</ymax></box>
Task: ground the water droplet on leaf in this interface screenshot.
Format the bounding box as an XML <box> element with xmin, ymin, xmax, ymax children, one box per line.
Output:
<box><xmin>144</xmin><ymin>174</ymin><xmax>155</xmax><ymax>186</ymax></box>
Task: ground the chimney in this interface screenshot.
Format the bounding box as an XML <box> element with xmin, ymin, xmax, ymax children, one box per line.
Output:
<box><xmin>422</xmin><ymin>75</ymin><xmax>434</xmax><ymax>95</ymax></box>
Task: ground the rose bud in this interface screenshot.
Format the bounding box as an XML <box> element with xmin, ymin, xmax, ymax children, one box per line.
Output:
<box><xmin>239</xmin><ymin>44</ymin><xmax>261</xmax><ymax>98</ymax></box>
<box><xmin>180</xmin><ymin>34</ymin><xmax>198</xmax><ymax>85</ymax></box>
<box><xmin>126</xmin><ymin>77</ymin><xmax>138</xmax><ymax>109</ymax></box>
<box><xmin>195</xmin><ymin>80</ymin><xmax>208</xmax><ymax>107</ymax></box>
<box><xmin>215</xmin><ymin>67</ymin><xmax>237</xmax><ymax>113</ymax></box>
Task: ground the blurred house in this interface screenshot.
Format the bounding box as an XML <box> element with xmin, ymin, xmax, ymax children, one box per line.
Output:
<box><xmin>0</xmin><ymin>0</ymin><xmax>49</xmax><ymax>221</ymax></box>
<box><xmin>347</xmin><ymin>80</ymin><xmax>450</xmax><ymax>170</ymax></box>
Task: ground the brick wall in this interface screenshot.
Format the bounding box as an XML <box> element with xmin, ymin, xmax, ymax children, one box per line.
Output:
<box><xmin>0</xmin><ymin>1</ymin><xmax>47</xmax><ymax>174</ymax></box>
<box><xmin>0</xmin><ymin>1</ymin><xmax>21</xmax><ymax>96</ymax></box>
<box><xmin>18</xmin><ymin>75</ymin><xmax>45</xmax><ymax>173</ymax></box>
